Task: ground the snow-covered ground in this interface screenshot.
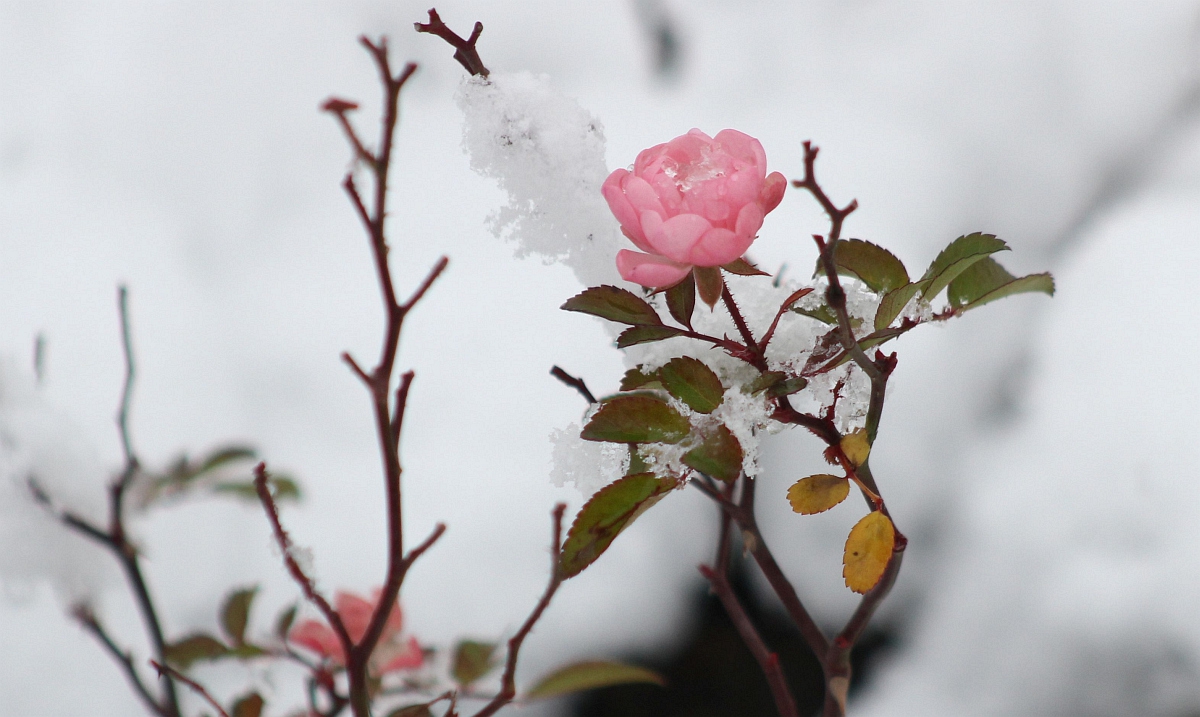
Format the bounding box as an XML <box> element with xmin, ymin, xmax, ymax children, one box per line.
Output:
<box><xmin>2</xmin><ymin>2</ymin><xmax>1198</xmax><ymax>715</ymax></box>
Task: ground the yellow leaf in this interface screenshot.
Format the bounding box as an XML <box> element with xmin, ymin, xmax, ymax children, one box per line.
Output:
<box><xmin>842</xmin><ymin>511</ymin><xmax>895</xmax><ymax>593</ymax></box>
<box><xmin>840</xmin><ymin>429</ymin><xmax>871</xmax><ymax>466</ymax></box>
<box><xmin>786</xmin><ymin>474</ymin><xmax>850</xmax><ymax>515</ymax></box>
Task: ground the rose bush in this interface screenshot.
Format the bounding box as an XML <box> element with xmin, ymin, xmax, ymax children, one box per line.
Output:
<box><xmin>602</xmin><ymin>128</ymin><xmax>787</xmax><ymax>287</ymax></box>
<box><xmin>289</xmin><ymin>590</ymin><xmax>424</xmax><ymax>676</ymax></box>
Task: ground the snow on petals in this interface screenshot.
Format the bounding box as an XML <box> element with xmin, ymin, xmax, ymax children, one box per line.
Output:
<box><xmin>603</xmin><ymin>129</ymin><xmax>787</xmax><ymax>287</ymax></box>
<box><xmin>289</xmin><ymin>589</ymin><xmax>423</xmax><ymax>675</ymax></box>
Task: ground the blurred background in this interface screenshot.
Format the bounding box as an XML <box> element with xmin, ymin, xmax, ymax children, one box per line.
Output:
<box><xmin>2</xmin><ymin>1</ymin><xmax>1200</xmax><ymax>715</ymax></box>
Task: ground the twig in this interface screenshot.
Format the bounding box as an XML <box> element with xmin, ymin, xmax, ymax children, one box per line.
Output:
<box><xmin>471</xmin><ymin>504</ymin><xmax>567</xmax><ymax>717</ymax></box>
<box><xmin>75</xmin><ymin>606</ymin><xmax>165</xmax><ymax>717</ymax></box>
<box><xmin>549</xmin><ymin>366</ymin><xmax>597</xmax><ymax>404</ymax></box>
<box><xmin>758</xmin><ymin>287</ymin><xmax>814</xmax><ymax>351</ymax></box>
<box><xmin>150</xmin><ymin>661</ymin><xmax>231</xmax><ymax>717</ymax></box>
<box><xmin>415</xmin><ymin>9</ymin><xmax>490</xmax><ymax>77</ymax></box>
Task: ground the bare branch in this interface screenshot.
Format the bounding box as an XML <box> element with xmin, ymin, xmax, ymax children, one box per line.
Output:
<box><xmin>414</xmin><ymin>9</ymin><xmax>490</xmax><ymax>77</ymax></box>
<box><xmin>150</xmin><ymin>661</ymin><xmax>231</xmax><ymax>717</ymax></box>
<box><xmin>75</xmin><ymin>606</ymin><xmax>166</xmax><ymax>717</ymax></box>
<box><xmin>549</xmin><ymin>366</ymin><xmax>597</xmax><ymax>404</ymax></box>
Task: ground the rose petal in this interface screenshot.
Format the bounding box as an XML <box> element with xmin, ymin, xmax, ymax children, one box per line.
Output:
<box><xmin>602</xmin><ymin>169</ymin><xmax>646</xmax><ymax>245</ymax></box>
<box><xmin>616</xmin><ymin>250</ymin><xmax>692</xmax><ymax>288</ymax></box>
<box><xmin>633</xmin><ymin>141</ymin><xmax>668</xmax><ymax>175</ymax></box>
<box><xmin>649</xmin><ymin>213</ymin><xmax>713</xmax><ymax>264</ymax></box>
<box><xmin>722</xmin><ymin>167</ymin><xmax>762</xmax><ymax>209</ymax></box>
<box><xmin>715</xmin><ymin>129</ymin><xmax>767</xmax><ymax>179</ymax></box>
<box><xmin>760</xmin><ymin>171</ymin><xmax>787</xmax><ymax>213</ymax></box>
<box><xmin>290</xmin><ymin>620</ymin><xmax>344</xmax><ymax>662</ymax></box>
<box><xmin>735</xmin><ymin>201</ymin><xmax>765</xmax><ymax>240</ymax></box>
<box><xmin>623</xmin><ymin>175</ymin><xmax>666</xmax><ymax>218</ymax></box>
<box><xmin>376</xmin><ymin>637</ymin><xmax>426</xmax><ymax>674</ymax></box>
<box><xmin>688</xmin><ymin>227</ymin><xmax>743</xmax><ymax>266</ymax></box>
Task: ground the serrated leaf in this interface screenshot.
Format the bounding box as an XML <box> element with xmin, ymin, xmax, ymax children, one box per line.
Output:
<box><xmin>386</xmin><ymin>704</ymin><xmax>433</xmax><ymax>717</ymax></box>
<box><xmin>840</xmin><ymin>429</ymin><xmax>871</xmax><ymax>466</ymax></box>
<box><xmin>694</xmin><ymin>267</ymin><xmax>723</xmax><ymax>309</ymax></box>
<box><xmin>525</xmin><ymin>660</ymin><xmax>666</xmax><ymax>701</ymax></box>
<box><xmin>746</xmin><ymin>371</ymin><xmax>787</xmax><ymax>395</ymax></box>
<box><xmin>616</xmin><ymin>325</ymin><xmax>684</xmax><ymax>348</ymax></box>
<box><xmin>792</xmin><ymin>305</ymin><xmax>838</xmax><ymax>325</ymax></box>
<box><xmin>164</xmin><ymin>634</ymin><xmax>228</xmax><ymax>670</ymax></box>
<box><xmin>580</xmin><ymin>395</ymin><xmax>690</xmax><ymax>444</ymax></box>
<box><xmin>787</xmin><ymin>474</ymin><xmax>850</xmax><ymax>515</ymax></box>
<box><xmin>220</xmin><ymin>587</ymin><xmax>257</xmax><ymax>646</ymax></box>
<box><xmin>843</xmin><ymin>511</ymin><xmax>895</xmax><ymax>594</ymax></box>
<box><xmin>920</xmin><ymin>233</ymin><xmax>1009</xmax><ymax>301</ymax></box>
<box><xmin>562</xmin><ymin>286</ymin><xmax>663</xmax><ymax>326</ymax></box>
<box><xmin>231</xmin><ymin>693</ymin><xmax>264</xmax><ymax>717</ymax></box>
<box><xmin>819</xmin><ymin>239</ymin><xmax>909</xmax><ymax>294</ymax></box>
<box><xmin>274</xmin><ymin>604</ymin><xmax>297</xmax><ymax>641</ymax></box>
<box><xmin>874</xmin><ymin>282</ymin><xmax>924</xmax><ymax>331</ymax></box>
<box><xmin>664</xmin><ymin>272</ymin><xmax>696</xmax><ymax>329</ymax></box>
<box><xmin>948</xmin><ymin>257</ymin><xmax>1054</xmax><ymax>310</ymax></box>
<box><xmin>619</xmin><ymin>367</ymin><xmax>662</xmax><ymax>392</ymax></box>
<box><xmin>452</xmin><ymin>640</ymin><xmax>498</xmax><ymax>687</ymax></box>
<box><xmin>659</xmin><ymin>357</ymin><xmax>724</xmax><ymax>414</ymax></box>
<box><xmin>721</xmin><ymin>256</ymin><xmax>770</xmax><ymax>277</ymax></box>
<box><xmin>197</xmin><ymin>445</ymin><xmax>258</xmax><ymax>475</ymax></box>
<box><xmin>560</xmin><ymin>473</ymin><xmax>676</xmax><ymax>579</ymax></box>
<box><xmin>682</xmin><ymin>425</ymin><xmax>743</xmax><ymax>482</ymax></box>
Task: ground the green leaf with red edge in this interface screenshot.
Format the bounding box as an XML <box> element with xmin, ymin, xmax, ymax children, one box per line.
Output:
<box><xmin>659</xmin><ymin>357</ymin><xmax>724</xmax><ymax>414</ymax></box>
<box><xmin>581</xmin><ymin>395</ymin><xmax>690</xmax><ymax>444</ymax></box>
<box><xmin>616</xmin><ymin>325</ymin><xmax>685</xmax><ymax>348</ymax></box>
<box><xmin>562</xmin><ymin>286</ymin><xmax>663</xmax><ymax>326</ymax></box>
<box><xmin>560</xmin><ymin>473</ymin><xmax>677</xmax><ymax>579</ymax></box>
<box><xmin>386</xmin><ymin>705</ymin><xmax>434</xmax><ymax>717</ymax></box>
<box><xmin>721</xmin><ymin>256</ymin><xmax>770</xmax><ymax>277</ymax></box>
<box><xmin>452</xmin><ymin>640</ymin><xmax>498</xmax><ymax>687</ymax></box>
<box><xmin>163</xmin><ymin>634</ymin><xmax>228</xmax><ymax>670</ymax></box>
<box><xmin>920</xmin><ymin>233</ymin><xmax>1009</xmax><ymax>301</ymax></box>
<box><xmin>947</xmin><ymin>257</ymin><xmax>1055</xmax><ymax>310</ymax></box>
<box><xmin>817</xmin><ymin>239</ymin><xmax>910</xmax><ymax>294</ymax></box>
<box><xmin>620</xmin><ymin>367</ymin><xmax>662</xmax><ymax>391</ymax></box>
<box><xmin>682</xmin><ymin>425</ymin><xmax>744</xmax><ymax>482</ymax></box>
<box><xmin>664</xmin><ymin>272</ymin><xmax>696</xmax><ymax>329</ymax></box>
<box><xmin>874</xmin><ymin>282</ymin><xmax>925</xmax><ymax>331</ymax></box>
<box><xmin>694</xmin><ymin>267</ymin><xmax>723</xmax><ymax>309</ymax></box>
<box><xmin>274</xmin><ymin>604</ymin><xmax>297</xmax><ymax>641</ymax></box>
<box><xmin>524</xmin><ymin>660</ymin><xmax>667</xmax><ymax>701</ymax></box>
<box><xmin>231</xmin><ymin>693</ymin><xmax>264</xmax><ymax>717</ymax></box>
<box><xmin>220</xmin><ymin>586</ymin><xmax>257</xmax><ymax>646</ymax></box>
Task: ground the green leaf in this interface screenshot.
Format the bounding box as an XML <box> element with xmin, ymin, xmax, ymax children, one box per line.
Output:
<box><xmin>220</xmin><ymin>586</ymin><xmax>257</xmax><ymax>646</ymax></box>
<box><xmin>819</xmin><ymin>239</ymin><xmax>909</xmax><ymax>294</ymax></box>
<box><xmin>525</xmin><ymin>660</ymin><xmax>666</xmax><ymax>701</ymax></box>
<box><xmin>581</xmin><ymin>395</ymin><xmax>690</xmax><ymax>444</ymax></box>
<box><xmin>767</xmin><ymin>376</ymin><xmax>808</xmax><ymax>397</ymax></box>
<box><xmin>682</xmin><ymin>425</ymin><xmax>744</xmax><ymax>482</ymax></box>
<box><xmin>664</xmin><ymin>272</ymin><xmax>696</xmax><ymax>329</ymax></box>
<box><xmin>746</xmin><ymin>371</ymin><xmax>787</xmax><ymax>395</ymax></box>
<box><xmin>874</xmin><ymin>282</ymin><xmax>924</xmax><ymax>331</ymax></box>
<box><xmin>562</xmin><ymin>286</ymin><xmax>663</xmax><ymax>326</ymax></box>
<box><xmin>947</xmin><ymin>257</ymin><xmax>1055</xmax><ymax>310</ymax></box>
<box><xmin>227</xmin><ymin>644</ymin><xmax>266</xmax><ymax>660</ymax></box>
<box><xmin>231</xmin><ymin>693</ymin><xmax>264</xmax><ymax>717</ymax></box>
<box><xmin>197</xmin><ymin>445</ymin><xmax>258</xmax><ymax>475</ymax></box>
<box><xmin>214</xmin><ymin>475</ymin><xmax>300</xmax><ymax>503</ymax></box>
<box><xmin>721</xmin><ymin>256</ymin><xmax>770</xmax><ymax>277</ymax></box>
<box><xmin>619</xmin><ymin>367</ymin><xmax>661</xmax><ymax>391</ymax></box>
<box><xmin>616</xmin><ymin>325</ymin><xmax>684</xmax><ymax>348</ymax></box>
<box><xmin>627</xmin><ymin>445</ymin><xmax>650</xmax><ymax>475</ymax></box>
<box><xmin>452</xmin><ymin>640</ymin><xmax>498</xmax><ymax>687</ymax></box>
<box><xmin>386</xmin><ymin>705</ymin><xmax>433</xmax><ymax>717</ymax></box>
<box><xmin>274</xmin><ymin>604</ymin><xmax>297</xmax><ymax>641</ymax></box>
<box><xmin>163</xmin><ymin>634</ymin><xmax>228</xmax><ymax>670</ymax></box>
<box><xmin>694</xmin><ymin>267</ymin><xmax>723</xmax><ymax>309</ymax></box>
<box><xmin>792</xmin><ymin>304</ymin><xmax>838</xmax><ymax>325</ymax></box>
<box><xmin>658</xmin><ymin>357</ymin><xmax>725</xmax><ymax>414</ymax></box>
<box><xmin>920</xmin><ymin>233</ymin><xmax>1009</xmax><ymax>300</ymax></box>
<box><xmin>560</xmin><ymin>473</ymin><xmax>677</xmax><ymax>579</ymax></box>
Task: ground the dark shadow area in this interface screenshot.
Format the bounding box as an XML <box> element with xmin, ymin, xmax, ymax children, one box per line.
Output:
<box><xmin>572</xmin><ymin>557</ymin><xmax>900</xmax><ymax>717</ymax></box>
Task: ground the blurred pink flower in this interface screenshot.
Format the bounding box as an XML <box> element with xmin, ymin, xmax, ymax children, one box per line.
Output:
<box><xmin>603</xmin><ymin>128</ymin><xmax>787</xmax><ymax>288</ymax></box>
<box><xmin>289</xmin><ymin>590</ymin><xmax>424</xmax><ymax>675</ymax></box>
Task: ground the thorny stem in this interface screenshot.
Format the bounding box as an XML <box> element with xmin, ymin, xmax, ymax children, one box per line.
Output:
<box><xmin>471</xmin><ymin>504</ymin><xmax>567</xmax><ymax>717</ymax></box>
<box><xmin>29</xmin><ymin>287</ymin><xmax>182</xmax><ymax>717</ymax></box>
<box><xmin>150</xmin><ymin>661</ymin><xmax>232</xmax><ymax>717</ymax></box>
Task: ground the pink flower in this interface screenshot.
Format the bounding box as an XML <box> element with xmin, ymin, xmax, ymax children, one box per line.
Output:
<box><xmin>289</xmin><ymin>590</ymin><xmax>424</xmax><ymax>675</ymax></box>
<box><xmin>602</xmin><ymin>128</ymin><xmax>787</xmax><ymax>288</ymax></box>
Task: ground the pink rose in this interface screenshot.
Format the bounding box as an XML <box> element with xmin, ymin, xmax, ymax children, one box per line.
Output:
<box><xmin>602</xmin><ymin>128</ymin><xmax>787</xmax><ymax>288</ymax></box>
<box><xmin>289</xmin><ymin>589</ymin><xmax>424</xmax><ymax>675</ymax></box>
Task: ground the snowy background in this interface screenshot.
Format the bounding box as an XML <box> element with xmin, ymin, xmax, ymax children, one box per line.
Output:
<box><xmin>2</xmin><ymin>1</ymin><xmax>1200</xmax><ymax>715</ymax></box>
